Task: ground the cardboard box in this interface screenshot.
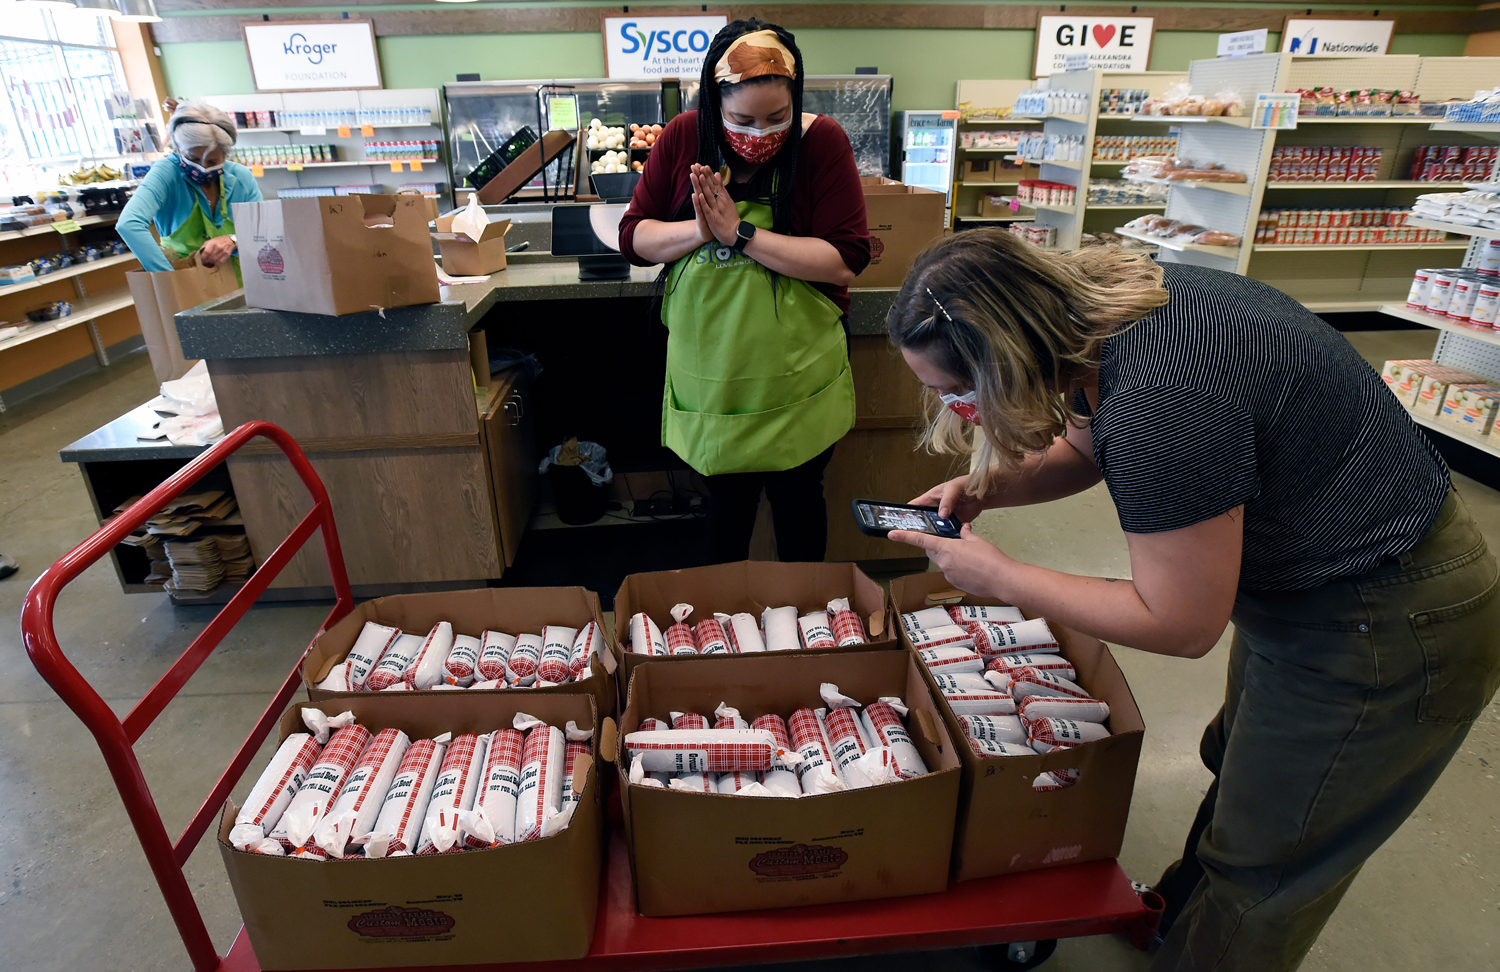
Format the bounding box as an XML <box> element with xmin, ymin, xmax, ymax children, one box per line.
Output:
<box><xmin>218</xmin><ymin>691</ymin><xmax>610</xmax><ymax>970</ymax></box>
<box><xmin>979</xmin><ymin>194</ymin><xmax>1013</xmax><ymax>218</ymax></box>
<box><xmin>890</xmin><ymin>572</ymin><xmax>1144</xmax><ymax>881</ymax></box>
<box><xmin>233</xmin><ymin>193</ymin><xmax>441</xmax><ymax>316</ymax></box>
<box><xmin>1440</xmin><ymin>385</ymin><xmax>1500</xmax><ymax>436</ymax></box>
<box><xmin>855</xmin><ymin>176</ymin><xmax>946</xmax><ymax>288</ymax></box>
<box><xmin>433</xmin><ymin>212</ymin><xmax>511</xmax><ymax>276</ymax></box>
<box><xmin>303</xmin><ymin>587</ymin><xmax>617</xmax><ymax>718</ymax></box>
<box><xmin>615</xmin><ymin>650</ymin><xmax>961</xmax><ymax>916</ymax></box>
<box><xmin>610</xmin><ymin>560</ymin><xmax>895</xmax><ymax>685</ymax></box>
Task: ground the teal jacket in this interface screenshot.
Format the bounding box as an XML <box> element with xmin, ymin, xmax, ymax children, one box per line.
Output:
<box><xmin>117</xmin><ymin>155</ymin><xmax>262</xmax><ymax>271</ymax></box>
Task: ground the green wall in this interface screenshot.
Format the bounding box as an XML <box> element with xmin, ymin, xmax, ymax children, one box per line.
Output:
<box><xmin>158</xmin><ymin>28</ymin><xmax>1471</xmax><ymax>113</ymax></box>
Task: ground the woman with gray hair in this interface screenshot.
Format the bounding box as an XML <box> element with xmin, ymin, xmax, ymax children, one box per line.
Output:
<box><xmin>118</xmin><ymin>100</ymin><xmax>262</xmax><ymax>278</ymax></box>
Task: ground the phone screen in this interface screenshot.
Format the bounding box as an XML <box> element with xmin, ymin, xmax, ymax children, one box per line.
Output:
<box><xmin>868</xmin><ymin>504</ymin><xmax>941</xmax><ymax>534</ymax></box>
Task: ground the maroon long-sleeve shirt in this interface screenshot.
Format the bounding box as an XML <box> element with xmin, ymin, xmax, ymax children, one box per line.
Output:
<box><xmin>618</xmin><ymin>110</ymin><xmax>871</xmax><ymax>314</ymax></box>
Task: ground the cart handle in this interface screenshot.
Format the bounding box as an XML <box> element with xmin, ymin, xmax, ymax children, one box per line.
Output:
<box><xmin>20</xmin><ymin>420</ymin><xmax>354</xmax><ymax>972</ymax></box>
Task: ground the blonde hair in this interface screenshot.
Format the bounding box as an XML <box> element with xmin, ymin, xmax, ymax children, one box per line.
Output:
<box><xmin>886</xmin><ymin>228</ymin><xmax>1168</xmax><ymax>497</ymax></box>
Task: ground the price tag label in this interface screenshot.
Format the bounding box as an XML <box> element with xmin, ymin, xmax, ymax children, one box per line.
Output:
<box><xmin>51</xmin><ymin>219</ymin><xmax>80</xmax><ymax>234</ymax></box>
<box><xmin>299</xmin><ymin>126</ymin><xmax>327</xmax><ymax>136</ymax></box>
<box><xmin>360</xmin><ymin>124</ymin><xmax>374</xmax><ymax>136</ymax></box>
<box><xmin>1008</xmin><ymin>198</ymin><xmax>1021</xmax><ymax>212</ymax></box>
<box><xmin>287</xmin><ymin>163</ymin><xmax>304</xmax><ymax>172</ymax></box>
<box><xmin>410</xmin><ymin>160</ymin><xmax>423</xmax><ymax>172</ymax></box>
<box><xmin>390</xmin><ymin>161</ymin><xmax>404</xmax><ymax>173</ymax></box>
<box><xmin>337</xmin><ymin>125</ymin><xmax>351</xmax><ymax>138</ymax></box>
<box><xmin>546</xmin><ymin>94</ymin><xmax>580</xmax><ymax>132</ymax></box>
<box><xmin>250</xmin><ymin>164</ymin><xmax>265</xmax><ymax>177</ymax></box>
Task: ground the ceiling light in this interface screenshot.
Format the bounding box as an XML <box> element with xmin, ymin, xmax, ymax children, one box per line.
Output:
<box><xmin>114</xmin><ymin>0</ymin><xmax>161</xmax><ymax>22</ymax></box>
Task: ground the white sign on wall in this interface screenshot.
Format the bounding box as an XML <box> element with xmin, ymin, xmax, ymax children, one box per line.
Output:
<box><xmin>243</xmin><ymin>21</ymin><xmax>382</xmax><ymax>91</ymax></box>
<box><xmin>1280</xmin><ymin>19</ymin><xmax>1395</xmax><ymax>57</ymax></box>
<box><xmin>603</xmin><ymin>15</ymin><xmax>729</xmax><ymax>80</ymax></box>
<box><xmin>1034</xmin><ymin>16</ymin><xmax>1154</xmax><ymax>77</ymax></box>
<box><xmin>1218</xmin><ymin>29</ymin><xmax>1269</xmax><ymax>58</ymax></box>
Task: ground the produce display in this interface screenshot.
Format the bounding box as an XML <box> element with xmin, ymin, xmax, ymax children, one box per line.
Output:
<box><xmin>314</xmin><ymin>619</ymin><xmax>604</xmax><ymax>692</ymax></box>
<box><xmin>228</xmin><ymin>708</ymin><xmax>591</xmax><ymax>858</ymax></box>
<box><xmin>628</xmin><ymin>123</ymin><xmax>663</xmax><ymax>149</ymax></box>
<box><xmin>58</xmin><ymin>163</ymin><xmax>125</xmax><ymax>185</ymax></box>
<box><xmin>627</xmin><ymin>600</ymin><xmax>868</xmax><ymax>655</ymax></box>
<box><xmin>623</xmin><ymin>684</ymin><xmax>930</xmax><ymax>796</ymax></box>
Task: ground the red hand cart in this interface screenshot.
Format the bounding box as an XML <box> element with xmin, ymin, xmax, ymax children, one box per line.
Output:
<box><xmin>22</xmin><ymin>421</ymin><xmax>1163</xmax><ymax>972</ymax></box>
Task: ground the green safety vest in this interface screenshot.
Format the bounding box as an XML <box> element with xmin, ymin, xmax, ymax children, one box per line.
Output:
<box><xmin>660</xmin><ymin>197</ymin><xmax>855</xmax><ymax>476</ymax></box>
<box><xmin>160</xmin><ymin>184</ymin><xmax>240</xmax><ymax>283</ymax></box>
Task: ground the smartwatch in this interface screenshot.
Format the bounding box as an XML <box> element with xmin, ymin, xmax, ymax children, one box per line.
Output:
<box><xmin>732</xmin><ymin>220</ymin><xmax>757</xmax><ymax>252</ymax></box>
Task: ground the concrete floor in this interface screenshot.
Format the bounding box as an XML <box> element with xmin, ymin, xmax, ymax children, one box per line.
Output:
<box><xmin>1</xmin><ymin>335</ymin><xmax>1496</xmax><ymax>971</ymax></box>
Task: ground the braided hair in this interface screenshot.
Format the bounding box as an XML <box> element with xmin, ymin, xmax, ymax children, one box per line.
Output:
<box><xmin>678</xmin><ymin>18</ymin><xmax>804</xmax><ymax>234</ymax></box>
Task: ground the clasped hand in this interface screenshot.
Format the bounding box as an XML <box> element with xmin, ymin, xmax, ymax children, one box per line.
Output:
<box><xmin>689</xmin><ymin>163</ymin><xmax>740</xmax><ymax>247</ymax></box>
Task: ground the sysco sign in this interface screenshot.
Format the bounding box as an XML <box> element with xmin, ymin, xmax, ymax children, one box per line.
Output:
<box><xmin>604</xmin><ymin>15</ymin><xmax>728</xmax><ymax>79</ymax></box>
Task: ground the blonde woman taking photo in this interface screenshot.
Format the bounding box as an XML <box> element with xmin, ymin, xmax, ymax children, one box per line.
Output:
<box><xmin>885</xmin><ymin>228</ymin><xmax>1500</xmax><ymax>972</ymax></box>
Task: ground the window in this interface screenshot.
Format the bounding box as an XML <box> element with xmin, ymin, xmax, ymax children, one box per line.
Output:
<box><xmin>0</xmin><ymin>5</ymin><xmax>129</xmax><ymax>187</ymax></box>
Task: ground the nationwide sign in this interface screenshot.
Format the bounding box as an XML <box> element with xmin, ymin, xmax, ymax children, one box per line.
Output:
<box><xmin>1280</xmin><ymin>18</ymin><xmax>1395</xmax><ymax>57</ymax></box>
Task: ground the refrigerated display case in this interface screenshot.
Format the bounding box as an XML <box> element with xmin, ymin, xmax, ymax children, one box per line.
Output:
<box><xmin>899</xmin><ymin>111</ymin><xmax>958</xmax><ymax>213</ymax></box>
<box><xmin>681</xmin><ymin>75</ymin><xmax>892</xmax><ymax>177</ymax></box>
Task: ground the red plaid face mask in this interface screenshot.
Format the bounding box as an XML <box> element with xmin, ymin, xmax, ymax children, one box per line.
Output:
<box><xmin>722</xmin><ymin>118</ymin><xmax>791</xmax><ymax>164</ymax></box>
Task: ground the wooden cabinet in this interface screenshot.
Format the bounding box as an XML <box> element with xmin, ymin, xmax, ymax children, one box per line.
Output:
<box><xmin>481</xmin><ymin>369</ymin><xmax>538</xmax><ymax>568</ymax></box>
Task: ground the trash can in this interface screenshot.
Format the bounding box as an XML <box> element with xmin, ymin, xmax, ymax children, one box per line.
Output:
<box><xmin>539</xmin><ymin>438</ymin><xmax>612</xmax><ymax>526</ymax></box>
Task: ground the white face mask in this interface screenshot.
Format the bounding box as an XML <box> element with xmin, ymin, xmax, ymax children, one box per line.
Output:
<box><xmin>940</xmin><ymin>391</ymin><xmax>981</xmax><ymax>424</ymax></box>
<box><xmin>720</xmin><ymin>117</ymin><xmax>793</xmax><ymax>138</ymax></box>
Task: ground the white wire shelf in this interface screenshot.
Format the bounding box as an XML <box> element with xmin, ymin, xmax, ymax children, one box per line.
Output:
<box><xmin>1407</xmin><ymin>408</ymin><xmax>1500</xmax><ymax>459</ymax></box>
<box><xmin>249</xmin><ymin>158</ymin><xmax>440</xmax><ymax>170</ymax></box>
<box><xmin>0</xmin><ymin>252</ymin><xmax>137</xmax><ymax>298</ymax></box>
<box><xmin>1006</xmin><ymin>156</ymin><xmax>1084</xmax><ymax>170</ymax></box>
<box><xmin>1124</xmin><ymin>174</ymin><xmax>1251</xmax><ymax>196</ymax></box>
<box><xmin>1130</xmin><ymin>115</ymin><xmax>1251</xmax><ymax>127</ymax></box>
<box><xmin>1115</xmin><ymin>226</ymin><xmax>1241</xmax><ymax>260</ymax></box>
<box><xmin>1087</xmin><ymin>202</ymin><xmax>1167</xmax><ymax>210</ymax></box>
<box><xmin>1429</xmin><ymin>122</ymin><xmax>1500</xmax><ymax>135</ymax></box>
<box><xmin>1013</xmin><ymin>113</ymin><xmax>1089</xmax><ymax>124</ymax></box>
<box><xmin>0</xmin><ymin>213</ymin><xmax>118</xmax><ymax>243</ymax></box>
<box><xmin>1253</xmin><ymin>241</ymin><xmax>1468</xmax><ymax>252</ymax></box>
<box><xmin>1379</xmin><ymin>303</ymin><xmax>1500</xmax><ymax>347</ymax></box>
<box><xmin>1265</xmin><ymin>181</ymin><xmax>1465</xmax><ymax>190</ymax></box>
<box><xmin>1405</xmin><ymin>216</ymin><xmax>1500</xmax><ymax>241</ymax></box>
<box><xmin>0</xmin><ymin>287</ymin><xmax>134</xmax><ymax>354</ymax></box>
<box><xmin>1300</xmin><ymin>299</ymin><xmax>1391</xmax><ymax>313</ymax></box>
<box><xmin>1297</xmin><ymin>116</ymin><xmax>1447</xmax><ymax>125</ymax></box>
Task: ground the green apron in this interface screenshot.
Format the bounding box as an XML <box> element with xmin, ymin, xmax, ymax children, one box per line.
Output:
<box><xmin>661</xmin><ymin>198</ymin><xmax>855</xmax><ymax>476</ymax></box>
<box><xmin>161</xmin><ymin>183</ymin><xmax>241</xmax><ymax>282</ymax></box>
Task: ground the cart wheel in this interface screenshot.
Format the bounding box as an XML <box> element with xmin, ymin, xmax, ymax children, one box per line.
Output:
<box><xmin>975</xmin><ymin>939</ymin><xmax>1057</xmax><ymax>969</ymax></box>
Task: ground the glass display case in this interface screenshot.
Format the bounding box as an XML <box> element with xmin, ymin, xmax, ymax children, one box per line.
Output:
<box><xmin>443</xmin><ymin>79</ymin><xmax>664</xmax><ymax>202</ymax></box>
<box><xmin>680</xmin><ymin>75</ymin><xmax>893</xmax><ymax>177</ymax></box>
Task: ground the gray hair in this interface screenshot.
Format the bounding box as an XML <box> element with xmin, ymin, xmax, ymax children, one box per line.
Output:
<box><xmin>168</xmin><ymin>101</ymin><xmax>237</xmax><ymax>157</ymax></box>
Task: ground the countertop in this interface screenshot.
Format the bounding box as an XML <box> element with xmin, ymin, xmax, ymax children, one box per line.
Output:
<box><xmin>175</xmin><ymin>260</ymin><xmax>899</xmax><ymax>360</ymax></box>
<box><xmin>60</xmin><ymin>403</ymin><xmax>208</xmax><ymax>463</ymax></box>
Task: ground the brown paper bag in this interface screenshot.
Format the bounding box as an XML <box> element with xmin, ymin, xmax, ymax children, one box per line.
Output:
<box><xmin>233</xmin><ymin>194</ymin><xmax>441</xmax><ymax>316</ymax></box>
<box><xmin>126</xmin><ymin>254</ymin><xmax>239</xmax><ymax>382</ymax></box>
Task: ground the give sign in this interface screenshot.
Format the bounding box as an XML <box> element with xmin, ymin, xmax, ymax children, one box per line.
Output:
<box><xmin>1034</xmin><ymin>16</ymin><xmax>1154</xmax><ymax>76</ymax></box>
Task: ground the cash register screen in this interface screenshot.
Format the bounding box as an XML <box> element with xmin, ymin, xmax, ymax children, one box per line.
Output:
<box><xmin>551</xmin><ymin>204</ymin><xmax>627</xmax><ymax>257</ymax></box>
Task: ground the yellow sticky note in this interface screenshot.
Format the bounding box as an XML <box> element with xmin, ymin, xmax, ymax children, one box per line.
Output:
<box><xmin>287</xmin><ymin>163</ymin><xmax>304</xmax><ymax>172</ymax></box>
<box><xmin>360</xmin><ymin>124</ymin><xmax>374</xmax><ymax>136</ymax></box>
<box><xmin>337</xmin><ymin>125</ymin><xmax>351</xmax><ymax>138</ymax></box>
<box><xmin>410</xmin><ymin>160</ymin><xmax>423</xmax><ymax>172</ymax></box>
<box><xmin>390</xmin><ymin>161</ymin><xmax>404</xmax><ymax>173</ymax></box>
<box><xmin>250</xmin><ymin>164</ymin><xmax>265</xmax><ymax>177</ymax></box>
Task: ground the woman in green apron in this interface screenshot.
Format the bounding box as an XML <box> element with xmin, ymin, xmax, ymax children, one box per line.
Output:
<box><xmin>118</xmin><ymin>101</ymin><xmax>261</xmax><ymax>281</ymax></box>
<box><xmin>619</xmin><ymin>19</ymin><xmax>871</xmax><ymax>562</ymax></box>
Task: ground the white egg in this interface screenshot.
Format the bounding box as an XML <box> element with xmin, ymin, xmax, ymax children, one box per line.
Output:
<box><xmin>589</xmin><ymin>118</ymin><xmax>602</xmax><ymax>129</ymax></box>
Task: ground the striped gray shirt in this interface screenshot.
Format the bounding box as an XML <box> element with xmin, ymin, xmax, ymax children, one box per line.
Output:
<box><xmin>1075</xmin><ymin>263</ymin><xmax>1449</xmax><ymax>591</ymax></box>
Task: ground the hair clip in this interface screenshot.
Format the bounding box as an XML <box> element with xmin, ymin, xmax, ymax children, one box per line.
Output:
<box><xmin>926</xmin><ymin>286</ymin><xmax>954</xmax><ymax>323</ymax></box>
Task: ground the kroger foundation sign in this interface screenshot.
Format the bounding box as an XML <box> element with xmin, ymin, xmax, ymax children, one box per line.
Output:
<box><xmin>604</xmin><ymin>15</ymin><xmax>729</xmax><ymax>79</ymax></box>
<box><xmin>1034</xmin><ymin>16</ymin><xmax>1154</xmax><ymax>76</ymax></box>
<box><xmin>243</xmin><ymin>21</ymin><xmax>383</xmax><ymax>91</ymax></box>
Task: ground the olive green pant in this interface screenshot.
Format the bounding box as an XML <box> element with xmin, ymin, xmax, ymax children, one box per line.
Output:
<box><xmin>1152</xmin><ymin>491</ymin><xmax>1500</xmax><ymax>972</ymax></box>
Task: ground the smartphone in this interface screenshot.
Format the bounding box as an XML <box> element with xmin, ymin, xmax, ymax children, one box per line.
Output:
<box><xmin>851</xmin><ymin>499</ymin><xmax>962</xmax><ymax>539</ymax></box>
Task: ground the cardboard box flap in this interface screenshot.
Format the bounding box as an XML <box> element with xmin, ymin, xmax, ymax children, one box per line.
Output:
<box><xmin>434</xmin><ymin>214</ymin><xmax>512</xmax><ymax>244</ymax></box>
<box><xmin>598</xmin><ymin>717</ymin><xmax>618</xmax><ymax>764</ymax></box>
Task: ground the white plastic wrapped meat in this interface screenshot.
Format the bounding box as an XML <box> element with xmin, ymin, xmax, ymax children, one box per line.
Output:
<box><xmin>1010</xmin><ymin>666</ymin><xmax>1093</xmax><ymax>702</ymax></box>
<box><xmin>751</xmin><ymin>713</ymin><xmax>801</xmax><ymax>798</ymax></box>
<box><xmin>720</xmin><ymin>612</ymin><xmax>765</xmax><ymax>653</ymax></box>
<box><xmin>1027</xmin><ymin>717</ymin><xmax>1109</xmax><ymax>748</ymax></box>
<box><xmin>407</xmin><ymin>621</ymin><xmax>455</xmax><ymax>690</ymax></box>
<box><xmin>313</xmin><ymin>727</ymin><xmax>410</xmax><ymax>858</ymax></box>
<box><xmin>557</xmin><ymin>727</ymin><xmax>594</xmax><ymax>818</ymax></box>
<box><xmin>442</xmin><ymin>633</ymin><xmax>482</xmax><ymax>687</ymax></box>
<box><xmin>629</xmin><ymin>612</ymin><xmax>667</xmax><ymax>656</ymax></box>
<box><xmin>827</xmin><ymin>598</ymin><xmax>868</xmax><ymax>647</ymax></box>
<box><xmin>664</xmin><ymin>604</ymin><xmax>698</xmax><ymax>656</ymax></box>
<box><xmin>979</xmin><ymin>618</ymin><xmax>1061</xmax><ymax>652</ymax></box>
<box><xmin>570</xmin><ymin>621</ymin><xmax>604</xmax><ymax>679</ymax></box>
<box><xmin>787</xmin><ymin>707</ymin><xmax>843</xmax><ymax>794</ymax></box>
<box><xmin>761</xmin><ymin>605</ymin><xmax>800</xmax><ymax>651</ymax></box>
<box><xmin>671</xmin><ymin>711</ymin><xmax>708</xmax><ymax>731</ymax></box>
<box><xmin>416</xmin><ymin>732</ymin><xmax>488</xmax><ymax>855</ymax></box>
<box><xmin>270</xmin><ymin>720</ymin><xmax>371</xmax><ymax>854</ymax></box>
<box><xmin>949</xmin><ymin>604</ymin><xmax>1025</xmax><ymax>624</ymax></box>
<box><xmin>506</xmin><ymin>633</ymin><xmax>544</xmax><ymax>686</ymax></box>
<box><xmin>797</xmin><ymin>610</ymin><xmax>836</xmax><ymax>651</ymax></box>
<box><xmin>363</xmin><ymin>734</ymin><xmax>449</xmax><ymax>858</ymax></box>
<box><xmin>476</xmin><ymin>630</ymin><xmax>516</xmax><ymax>684</ymax></box>
<box><xmin>959</xmin><ymin>713</ymin><xmax>1026</xmax><ymax>745</ymax></box>
<box><xmin>460</xmin><ymin>728</ymin><xmax>524</xmax><ymax>848</ymax></box>
<box><xmin>230</xmin><ymin>733</ymin><xmax>320</xmax><ymax>851</ymax></box>
<box><xmin>514</xmin><ymin>714</ymin><xmax>565</xmax><ymax>841</ymax></box>
<box><xmin>536</xmin><ymin>624</ymin><xmax>579</xmax><ymax>686</ymax></box>
<box><xmin>1018</xmin><ymin>696</ymin><xmax>1109</xmax><ymax>724</ymax></box>
<box><xmin>907</xmin><ymin>623</ymin><xmax>976</xmax><ymax>650</ymax></box>
<box><xmin>971</xmin><ymin>738</ymin><xmax>1034</xmax><ymax>757</ymax></box>
<box><xmin>337</xmin><ymin>621</ymin><xmax>401</xmax><ymax>691</ymax></box>
<box><xmin>918</xmin><ymin>645</ymin><xmax>985</xmax><ymax>673</ymax></box>
<box><xmin>694</xmin><ymin>617</ymin><xmax>731</xmax><ymax>654</ymax></box>
<box><xmin>624</xmin><ymin>728</ymin><xmax>776</xmax><ymax>774</ymax></box>
<box><xmin>941</xmin><ymin>689</ymin><xmax>1018</xmax><ymax>717</ymax></box>
<box><xmin>902</xmin><ymin>607</ymin><xmax>954</xmax><ymax>634</ymax></box>
<box><xmin>861</xmin><ymin>698</ymin><xmax>929</xmax><ymax>780</ymax></box>
<box><xmin>713</xmin><ymin>703</ymin><xmax>748</xmax><ymax>729</ymax></box>
<box><xmin>364</xmin><ymin>633</ymin><xmax>424</xmax><ymax>691</ymax></box>
<box><xmin>988</xmin><ymin>652</ymin><xmax>1074</xmax><ymax>678</ymax></box>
